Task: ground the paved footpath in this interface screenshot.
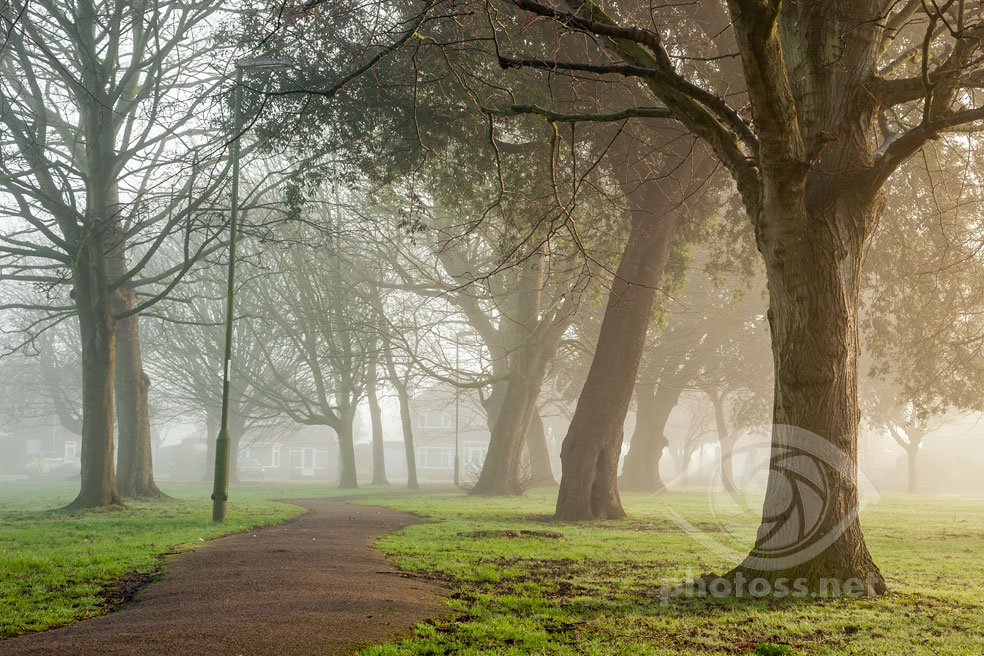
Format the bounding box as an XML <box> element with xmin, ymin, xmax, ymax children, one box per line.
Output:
<box><xmin>0</xmin><ymin>498</ymin><xmax>448</xmax><ymax>655</ymax></box>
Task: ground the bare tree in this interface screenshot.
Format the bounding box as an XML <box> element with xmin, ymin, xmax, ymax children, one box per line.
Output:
<box><xmin>0</xmin><ymin>0</ymin><xmax>229</xmax><ymax>506</ymax></box>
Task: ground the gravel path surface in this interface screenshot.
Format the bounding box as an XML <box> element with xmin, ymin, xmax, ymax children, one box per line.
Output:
<box><xmin>0</xmin><ymin>498</ymin><xmax>448</xmax><ymax>655</ymax></box>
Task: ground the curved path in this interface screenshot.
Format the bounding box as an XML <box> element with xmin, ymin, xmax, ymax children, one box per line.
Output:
<box><xmin>0</xmin><ymin>498</ymin><xmax>448</xmax><ymax>655</ymax></box>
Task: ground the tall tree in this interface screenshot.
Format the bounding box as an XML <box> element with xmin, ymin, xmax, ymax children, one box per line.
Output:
<box><xmin>366</xmin><ymin>349</ymin><xmax>389</xmax><ymax>486</ymax></box>
<box><xmin>555</xmin><ymin>127</ymin><xmax>716</xmax><ymax>519</ymax></box>
<box><xmin>239</xmin><ymin>202</ymin><xmax>379</xmax><ymax>489</ymax></box>
<box><xmin>464</xmin><ymin>0</ymin><xmax>984</xmax><ymax>593</ymax></box>
<box><xmin>0</xmin><ymin>0</ymin><xmax>227</xmax><ymax>506</ymax></box>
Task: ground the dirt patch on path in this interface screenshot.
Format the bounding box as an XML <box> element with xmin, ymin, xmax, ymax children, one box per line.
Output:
<box><xmin>0</xmin><ymin>498</ymin><xmax>449</xmax><ymax>655</ymax></box>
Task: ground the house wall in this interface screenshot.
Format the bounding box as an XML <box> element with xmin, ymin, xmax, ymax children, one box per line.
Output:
<box><xmin>1</xmin><ymin>417</ymin><xmax>81</xmax><ymax>476</ymax></box>
<box><xmin>237</xmin><ymin>424</ymin><xmax>339</xmax><ymax>481</ymax></box>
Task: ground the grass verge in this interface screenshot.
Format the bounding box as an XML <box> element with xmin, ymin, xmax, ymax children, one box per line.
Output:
<box><xmin>352</xmin><ymin>490</ymin><xmax>984</xmax><ymax>656</ymax></box>
<box><xmin>0</xmin><ymin>480</ymin><xmax>399</xmax><ymax>637</ymax></box>
<box><xmin>3</xmin><ymin>481</ymin><xmax>982</xmax><ymax>654</ymax></box>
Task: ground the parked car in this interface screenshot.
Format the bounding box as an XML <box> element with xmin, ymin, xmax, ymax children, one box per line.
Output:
<box><xmin>238</xmin><ymin>457</ymin><xmax>265</xmax><ymax>480</ymax></box>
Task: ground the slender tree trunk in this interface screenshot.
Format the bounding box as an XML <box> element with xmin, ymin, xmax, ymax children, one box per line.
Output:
<box><xmin>676</xmin><ymin>439</ymin><xmax>699</xmax><ymax>482</ymax></box>
<box><xmin>385</xmin><ymin>352</ymin><xmax>418</xmax><ymax>489</ymax></box>
<box><xmin>113</xmin><ymin>287</ymin><xmax>165</xmax><ymax>499</ymax></box>
<box><xmin>708</xmin><ymin>390</ymin><xmax>738</xmax><ymax>494</ymax></box>
<box><xmin>229</xmin><ymin>410</ymin><xmax>246</xmax><ymax>483</ymax></box>
<box><xmin>525</xmin><ymin>409</ymin><xmax>555</xmax><ymax>486</ymax></box>
<box><xmin>907</xmin><ymin>443</ymin><xmax>918</xmax><ymax>494</ymax></box>
<box><xmin>393</xmin><ymin>379</ymin><xmax>418</xmax><ymax>489</ymax></box>
<box><xmin>202</xmin><ymin>406</ymin><xmax>219</xmax><ymax>482</ymax></box>
<box><xmin>66</xmin><ymin>239</ymin><xmax>122</xmax><ymax>509</ymax></box>
<box><xmin>472</xmin><ymin>249</ymin><xmax>569</xmax><ymax>495</ymax></box>
<box><xmin>105</xmin><ymin>180</ymin><xmax>163</xmax><ymax>500</ymax></box>
<box><xmin>471</xmin><ymin>348</ymin><xmax>550</xmax><ymax>495</ymax></box>
<box><xmin>555</xmin><ymin>211</ymin><xmax>682</xmax><ymax>519</ymax></box>
<box><xmin>337</xmin><ymin>417</ymin><xmax>358</xmax><ymax>489</ymax></box>
<box><xmin>618</xmin><ymin>382</ymin><xmax>681</xmax><ymax>493</ymax></box>
<box><xmin>367</xmin><ymin>361</ymin><xmax>388</xmax><ymax>486</ymax></box>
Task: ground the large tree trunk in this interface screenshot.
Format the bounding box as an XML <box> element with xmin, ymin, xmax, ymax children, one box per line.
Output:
<box><xmin>104</xmin><ymin>180</ymin><xmax>163</xmax><ymax>500</ymax></box>
<box><xmin>113</xmin><ymin>287</ymin><xmax>165</xmax><ymax>499</ymax></box>
<box><xmin>336</xmin><ymin>417</ymin><xmax>358</xmax><ymax>489</ymax></box>
<box><xmin>556</xmin><ymin>211</ymin><xmax>681</xmax><ymax>519</ymax></box>
<box><xmin>367</xmin><ymin>361</ymin><xmax>389</xmax><ymax>486</ymax></box>
<box><xmin>66</xmin><ymin>239</ymin><xmax>122</xmax><ymax>510</ymax></box>
<box><xmin>524</xmin><ymin>409</ymin><xmax>555</xmax><ymax>487</ymax></box>
<box><xmin>707</xmin><ymin>0</ymin><xmax>888</xmax><ymax>595</ymax></box>
<box><xmin>619</xmin><ymin>382</ymin><xmax>681</xmax><ymax>493</ymax></box>
<box><xmin>734</xmin><ymin>190</ymin><xmax>886</xmax><ymax>593</ymax></box>
<box><xmin>477</xmin><ymin>368</ymin><xmax>554</xmax><ymax>492</ymax></box>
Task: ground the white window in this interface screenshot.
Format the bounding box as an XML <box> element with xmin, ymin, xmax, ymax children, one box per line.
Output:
<box><xmin>463</xmin><ymin>441</ymin><xmax>488</xmax><ymax>467</ymax></box>
<box><xmin>290</xmin><ymin>447</ymin><xmax>327</xmax><ymax>471</ymax></box>
<box><xmin>416</xmin><ymin>446</ymin><xmax>454</xmax><ymax>469</ymax></box>
<box><xmin>417</xmin><ymin>412</ymin><xmax>454</xmax><ymax>429</ymax></box>
<box><xmin>64</xmin><ymin>441</ymin><xmax>78</xmax><ymax>461</ymax></box>
<box><xmin>239</xmin><ymin>444</ymin><xmax>282</xmax><ymax>468</ymax></box>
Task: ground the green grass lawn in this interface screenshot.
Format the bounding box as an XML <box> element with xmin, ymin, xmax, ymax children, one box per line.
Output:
<box><xmin>1</xmin><ymin>482</ymin><xmax>982</xmax><ymax>654</ymax></box>
<box><xmin>353</xmin><ymin>490</ymin><xmax>984</xmax><ymax>656</ymax></box>
<box><xmin>0</xmin><ymin>480</ymin><xmax>394</xmax><ymax>637</ymax></box>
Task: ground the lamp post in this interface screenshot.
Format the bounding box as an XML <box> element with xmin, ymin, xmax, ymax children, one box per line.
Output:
<box><xmin>453</xmin><ymin>331</ymin><xmax>471</xmax><ymax>488</ymax></box>
<box><xmin>454</xmin><ymin>337</ymin><xmax>460</xmax><ymax>487</ymax></box>
<box><xmin>212</xmin><ymin>57</ymin><xmax>291</xmax><ymax>523</ymax></box>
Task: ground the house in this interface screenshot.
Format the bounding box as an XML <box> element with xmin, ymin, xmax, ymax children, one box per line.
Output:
<box><xmin>71</xmin><ymin>383</ymin><xmax>495</xmax><ymax>485</ymax></box>
<box><xmin>404</xmin><ymin>385</ymin><xmax>491</xmax><ymax>482</ymax></box>
<box><xmin>1</xmin><ymin>416</ymin><xmax>82</xmax><ymax>477</ymax></box>
<box><xmin>236</xmin><ymin>423</ymin><xmax>340</xmax><ymax>481</ymax></box>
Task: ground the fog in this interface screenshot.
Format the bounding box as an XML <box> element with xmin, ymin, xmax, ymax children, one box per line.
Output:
<box><xmin>3</xmin><ymin>244</ymin><xmax>983</xmax><ymax>500</ymax></box>
<box><xmin>9</xmin><ymin>5</ymin><xmax>984</xmax><ymax>654</ymax></box>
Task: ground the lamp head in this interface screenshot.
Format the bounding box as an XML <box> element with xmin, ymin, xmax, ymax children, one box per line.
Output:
<box><xmin>234</xmin><ymin>57</ymin><xmax>292</xmax><ymax>72</ymax></box>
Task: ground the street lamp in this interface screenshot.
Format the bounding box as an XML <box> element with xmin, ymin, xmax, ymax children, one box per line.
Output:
<box><xmin>453</xmin><ymin>331</ymin><xmax>471</xmax><ymax>488</ymax></box>
<box><xmin>454</xmin><ymin>336</ymin><xmax>460</xmax><ymax>487</ymax></box>
<box><xmin>212</xmin><ymin>57</ymin><xmax>292</xmax><ymax>523</ymax></box>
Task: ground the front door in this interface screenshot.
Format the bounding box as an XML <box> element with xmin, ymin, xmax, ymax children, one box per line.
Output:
<box><xmin>302</xmin><ymin>447</ymin><xmax>315</xmax><ymax>476</ymax></box>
